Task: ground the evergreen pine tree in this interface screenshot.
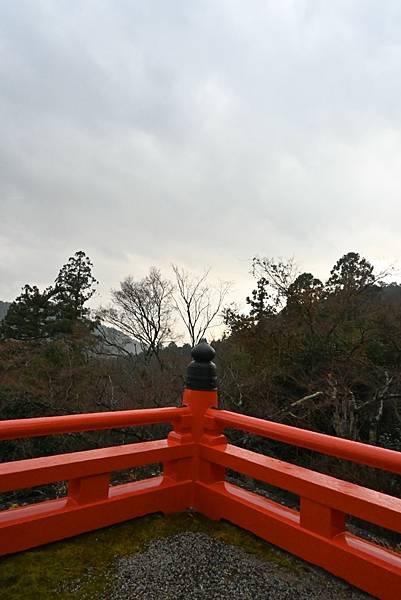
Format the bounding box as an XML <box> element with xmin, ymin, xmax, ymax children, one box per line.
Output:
<box><xmin>0</xmin><ymin>285</ymin><xmax>55</xmax><ymax>340</ymax></box>
<box><xmin>53</xmin><ymin>251</ymin><xmax>98</xmax><ymax>332</ymax></box>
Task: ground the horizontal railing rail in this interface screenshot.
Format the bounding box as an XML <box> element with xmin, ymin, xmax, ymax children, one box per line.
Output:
<box><xmin>0</xmin><ymin>406</ymin><xmax>190</xmax><ymax>440</ymax></box>
<box><xmin>209</xmin><ymin>408</ymin><xmax>401</xmax><ymax>475</ymax></box>
<box><xmin>0</xmin><ymin>404</ymin><xmax>195</xmax><ymax>556</ymax></box>
<box><xmin>199</xmin><ymin>442</ymin><xmax>401</xmax><ymax>534</ymax></box>
<box><xmin>0</xmin><ymin>440</ymin><xmax>195</xmax><ymax>492</ymax></box>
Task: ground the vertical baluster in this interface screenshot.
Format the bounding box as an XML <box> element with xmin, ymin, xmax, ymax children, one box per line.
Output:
<box><xmin>300</xmin><ymin>497</ymin><xmax>345</xmax><ymax>538</ymax></box>
<box><xmin>68</xmin><ymin>473</ymin><xmax>110</xmax><ymax>505</ymax></box>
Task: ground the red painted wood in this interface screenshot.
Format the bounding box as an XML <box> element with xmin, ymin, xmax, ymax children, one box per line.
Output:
<box><xmin>1</xmin><ymin>393</ymin><xmax>401</xmax><ymax>598</ymax></box>
<box><xmin>0</xmin><ymin>477</ymin><xmax>192</xmax><ymax>555</ymax></box>
<box><xmin>0</xmin><ymin>406</ymin><xmax>190</xmax><ymax>440</ymax></box>
<box><xmin>199</xmin><ymin>442</ymin><xmax>401</xmax><ymax>533</ymax></box>
<box><xmin>0</xmin><ymin>440</ymin><xmax>194</xmax><ymax>492</ymax></box>
<box><xmin>210</xmin><ymin>408</ymin><xmax>401</xmax><ymax>474</ymax></box>
<box><xmin>194</xmin><ymin>480</ymin><xmax>401</xmax><ymax>600</ymax></box>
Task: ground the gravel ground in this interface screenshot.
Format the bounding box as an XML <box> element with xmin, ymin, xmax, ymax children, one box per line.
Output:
<box><xmin>98</xmin><ymin>532</ymin><xmax>372</xmax><ymax>600</ymax></box>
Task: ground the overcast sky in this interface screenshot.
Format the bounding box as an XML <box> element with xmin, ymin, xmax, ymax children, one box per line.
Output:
<box><xmin>1</xmin><ymin>1</ymin><xmax>401</xmax><ymax>314</ymax></box>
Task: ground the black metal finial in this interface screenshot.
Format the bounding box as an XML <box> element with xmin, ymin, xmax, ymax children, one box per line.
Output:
<box><xmin>185</xmin><ymin>341</ymin><xmax>217</xmax><ymax>391</ymax></box>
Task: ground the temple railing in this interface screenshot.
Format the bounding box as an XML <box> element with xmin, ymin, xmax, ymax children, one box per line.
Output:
<box><xmin>1</xmin><ymin>342</ymin><xmax>401</xmax><ymax>599</ymax></box>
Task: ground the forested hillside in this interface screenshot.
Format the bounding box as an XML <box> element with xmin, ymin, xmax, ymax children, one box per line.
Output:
<box><xmin>1</xmin><ymin>250</ymin><xmax>401</xmax><ymax>505</ymax></box>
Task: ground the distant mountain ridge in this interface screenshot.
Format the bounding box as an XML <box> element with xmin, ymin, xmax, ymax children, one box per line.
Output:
<box><xmin>93</xmin><ymin>324</ymin><xmax>140</xmax><ymax>356</ymax></box>
<box><xmin>0</xmin><ymin>300</ymin><xmax>139</xmax><ymax>354</ymax></box>
<box><xmin>0</xmin><ymin>301</ymin><xmax>11</xmax><ymax>320</ymax></box>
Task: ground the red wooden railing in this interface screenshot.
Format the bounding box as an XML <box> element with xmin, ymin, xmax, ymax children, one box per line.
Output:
<box><xmin>1</xmin><ymin>342</ymin><xmax>401</xmax><ymax>599</ymax></box>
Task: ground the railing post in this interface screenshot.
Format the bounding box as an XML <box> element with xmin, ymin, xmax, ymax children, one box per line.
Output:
<box><xmin>165</xmin><ymin>342</ymin><xmax>226</xmax><ymax>511</ymax></box>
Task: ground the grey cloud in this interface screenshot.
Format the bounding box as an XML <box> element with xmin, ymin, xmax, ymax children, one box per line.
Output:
<box><xmin>1</xmin><ymin>1</ymin><xmax>401</xmax><ymax>308</ymax></box>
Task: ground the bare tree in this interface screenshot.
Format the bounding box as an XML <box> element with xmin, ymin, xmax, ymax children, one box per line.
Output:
<box><xmin>99</xmin><ymin>267</ymin><xmax>175</xmax><ymax>366</ymax></box>
<box><xmin>251</xmin><ymin>256</ymin><xmax>299</xmax><ymax>310</ymax></box>
<box><xmin>172</xmin><ymin>265</ymin><xmax>231</xmax><ymax>347</ymax></box>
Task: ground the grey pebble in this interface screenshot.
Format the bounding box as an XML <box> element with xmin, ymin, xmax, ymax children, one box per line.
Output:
<box><xmin>95</xmin><ymin>532</ymin><xmax>372</xmax><ymax>600</ymax></box>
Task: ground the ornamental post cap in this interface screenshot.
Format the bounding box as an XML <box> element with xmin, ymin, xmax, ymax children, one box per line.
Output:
<box><xmin>191</xmin><ymin>341</ymin><xmax>215</xmax><ymax>362</ymax></box>
<box><xmin>185</xmin><ymin>340</ymin><xmax>217</xmax><ymax>391</ymax></box>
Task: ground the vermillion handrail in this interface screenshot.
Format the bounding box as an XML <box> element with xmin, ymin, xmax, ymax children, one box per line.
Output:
<box><xmin>0</xmin><ymin>440</ymin><xmax>194</xmax><ymax>493</ymax></box>
<box><xmin>1</xmin><ymin>341</ymin><xmax>401</xmax><ymax>600</ymax></box>
<box><xmin>210</xmin><ymin>408</ymin><xmax>401</xmax><ymax>475</ymax></box>
<box><xmin>0</xmin><ymin>402</ymin><xmax>195</xmax><ymax>557</ymax></box>
<box><xmin>0</xmin><ymin>406</ymin><xmax>190</xmax><ymax>441</ymax></box>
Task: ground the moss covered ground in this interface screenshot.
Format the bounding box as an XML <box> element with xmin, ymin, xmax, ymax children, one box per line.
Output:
<box><xmin>0</xmin><ymin>511</ymin><xmax>303</xmax><ymax>599</ymax></box>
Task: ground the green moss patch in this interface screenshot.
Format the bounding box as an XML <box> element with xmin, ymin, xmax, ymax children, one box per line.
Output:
<box><xmin>0</xmin><ymin>512</ymin><xmax>303</xmax><ymax>599</ymax></box>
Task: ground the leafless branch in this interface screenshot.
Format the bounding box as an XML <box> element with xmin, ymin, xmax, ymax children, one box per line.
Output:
<box><xmin>172</xmin><ymin>264</ymin><xmax>231</xmax><ymax>346</ymax></box>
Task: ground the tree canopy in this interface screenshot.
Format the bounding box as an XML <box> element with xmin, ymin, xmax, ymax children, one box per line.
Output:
<box><xmin>0</xmin><ymin>251</ymin><xmax>97</xmax><ymax>341</ymax></box>
<box><xmin>53</xmin><ymin>251</ymin><xmax>98</xmax><ymax>333</ymax></box>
